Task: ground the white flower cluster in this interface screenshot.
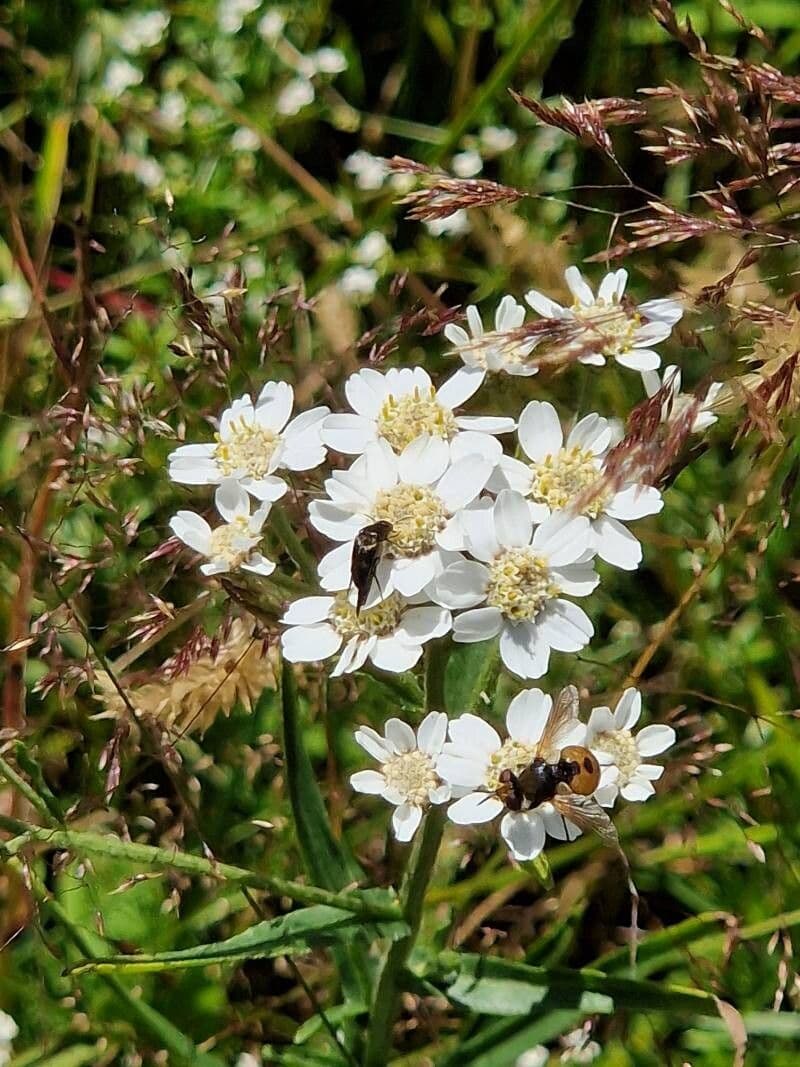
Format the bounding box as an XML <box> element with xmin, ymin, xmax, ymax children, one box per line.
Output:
<box><xmin>350</xmin><ymin>686</ymin><xmax>674</xmax><ymax>856</ymax></box>
<box><xmin>165</xmin><ymin>264</ymin><xmax>699</xmax><ymax>859</ymax></box>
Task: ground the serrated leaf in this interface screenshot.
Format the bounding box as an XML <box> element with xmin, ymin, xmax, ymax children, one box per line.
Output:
<box><xmin>69</xmin><ymin>904</ymin><xmax>409</xmax><ymax>975</ymax></box>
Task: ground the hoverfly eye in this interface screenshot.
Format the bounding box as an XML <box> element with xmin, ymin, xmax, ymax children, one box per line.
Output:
<box><xmin>560</xmin><ymin>746</ymin><xmax>600</xmax><ymax>796</ymax></box>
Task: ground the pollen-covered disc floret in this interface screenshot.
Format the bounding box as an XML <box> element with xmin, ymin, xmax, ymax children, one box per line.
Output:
<box><xmin>376</xmin><ymin>387</ymin><xmax>458</xmax><ymax>451</ymax></box>
<box><xmin>486</xmin><ymin>548</ymin><xmax>560</xmax><ymax>622</ymax></box>
<box><xmin>213</xmin><ymin>418</ymin><xmax>280</xmax><ymax>479</ymax></box>
<box><xmin>374</xmin><ymin>484</ymin><xmax>447</xmax><ymax>557</ymax></box>
<box><xmin>350</xmin><ymin>713</ymin><xmax>451</xmax><ymax>841</ymax></box>
<box><xmin>585</xmin><ymin>688</ymin><xmax>676</xmax><ymax>807</ymax></box>
<box><xmin>570</xmin><ymin>298</ymin><xmax>641</xmax><ymax>360</ymax></box>
<box><xmin>208</xmin><ymin>516</ymin><xmax>262</xmax><ymax>569</ymax></box>
<box><xmin>484</xmin><ymin>738</ymin><xmax>540</xmax><ymax>792</ymax></box>
<box><xmin>444</xmin><ymin>295</ymin><xmax>538</xmax><ymax>378</ymax></box>
<box><xmin>330</xmin><ymin>592</ymin><xmax>405</xmax><ymax>639</ymax></box>
<box><xmin>495</xmin><ymin>401</ymin><xmax>663</xmax><ymax>571</ymax></box>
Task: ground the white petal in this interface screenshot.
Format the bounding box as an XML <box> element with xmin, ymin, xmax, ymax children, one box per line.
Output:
<box><xmin>638</xmin><ymin>763</ymin><xmax>665</xmax><ymax>781</ymax></box>
<box><xmin>639</xmin><ymin>297</ymin><xmax>683</xmax><ymax>326</ymax></box>
<box><xmin>641</xmin><ymin>368</ymin><xmax>661</xmax><ymax>398</ymax></box>
<box><xmin>586</xmin><ymin>707</ymin><xmax>614</xmax><ymax>741</ymax></box>
<box><xmin>598</xmin><ymin>268</ymin><xmax>627</xmax><ymax>302</ymax></box>
<box><xmin>447</xmin><ymin>792</ymin><xmax>503</xmax><ymax>825</ymax></box>
<box><xmin>606</xmin><ymin>485</ymin><xmax>663</xmax><ymax>521</ymax></box>
<box><xmin>552</xmin><ymin>561</ymin><xmax>599</xmax><ymax>597</ymax></box>
<box><xmin>345</xmin><ymin>370</ymin><xmax>384</xmax><ymax>417</ymax></box>
<box><xmin>392</xmin><ymin>554</ymin><xmax>438</xmax><ymax>597</ymax></box>
<box><xmin>616</xmin><ymin>349</ymin><xmax>661</xmax><ymax>372</ymax></box>
<box><xmin>392</xmin><ymin>804</ymin><xmax>423</xmax><ymax>842</ymax></box>
<box><xmin>322</xmin><ymin>414</ymin><xmax>376</xmax><ymax>454</ymax></box>
<box><xmin>614</xmin><ymin>688</ymin><xmax>642</xmax><ymax>729</ymax></box>
<box><xmin>593</xmin><ymin>783</ymin><xmax>620</xmax><ymax>808</ymax></box>
<box><xmin>505</xmin><ymin>689</ymin><xmax>552</xmax><ymax>744</ymax></box>
<box><xmin>282</xmin><ymin>405</ymin><xmax>329</xmax><ymax>441</ymax></box>
<box><xmin>461</xmin><ymin>501</ymin><xmax>500</xmax><ymax>562</ymax></box>
<box><xmin>385</xmin><ymin>718</ymin><xmax>416</xmax><ymax>753</ymax></box>
<box><xmin>499</xmin><ymin>622</ymin><xmax>549</xmax><ymax>679</ymax></box>
<box><xmin>350</xmin><ymin>770</ymin><xmax>388</xmax><ymax>795</ymax></box>
<box><xmin>564</xmin><ymin>266</ymin><xmax>595</xmax><ymax>306</ymax></box>
<box><xmin>537</xmin><ymin>601</ymin><xmax>594</xmax><ymax>652</ymax></box>
<box><xmin>448</xmin><ymin>431</ymin><xmax>503</xmax><ymax>466</ymax></box>
<box><xmin>634</xmin><ymin>320</ymin><xmax>672</xmax><ymax>346</ymax></box>
<box><xmin>417</xmin><ymin>711</ymin><xmax>448</xmax><ymax>756</ymax></box>
<box><xmin>566</xmin><ymin>413</ymin><xmax>612</xmax><ymax>454</ymax></box>
<box><xmin>308</xmin><ymin>501</ymin><xmax>366</xmax><ymax>542</ymax></box>
<box><xmin>255</xmin><ymin>380</ymin><xmax>294</xmax><ymax>432</ymax></box>
<box><xmin>494</xmin><ymin>490</ymin><xmax>533</xmax><ymax>548</ymax></box>
<box><xmin>436</xmin><ymin>753</ymin><xmax>489</xmax><ymax>789</ymax></box>
<box><xmin>199</xmin><ymin>560</ymin><xmax>228</xmax><ymax>576</ymax></box>
<box><xmin>591</xmin><ymin>516</ymin><xmax>641</xmax><ymax>570</ymax></box>
<box><xmin>455</xmin><ymin>415</ymin><xmax>516</xmax><ymax>436</ymax></box>
<box><xmin>215</xmin><ymin>479</ymin><xmax>250</xmax><ymax>522</ymax></box>
<box><xmin>501</xmin><ymin>810</ymin><xmax>545</xmax><ymax>860</ymax></box>
<box><xmin>370</xmin><ymin>637</ymin><xmax>423</xmax><ymax>673</ymax></box>
<box><xmin>397</xmin><ymin>435</ymin><xmax>449</xmax><ymax>485</ymax></box>
<box><xmin>525</xmin><ymin>289</ymin><xmax>566</xmax><ymax>319</ymax></box>
<box><xmin>436</xmin><ymin>455</ymin><xmax>492</xmax><ymax>512</ymax></box>
<box><xmin>517</xmin><ymin>401</ymin><xmax>563</xmax><ymax>462</ymax></box>
<box><xmin>621</xmin><ymin>779</ymin><xmax>655</xmax><ymax>802</ymax></box>
<box><xmin>281</xmin><ymin>596</ymin><xmax>335</xmax><ymax>626</ymax></box>
<box><xmin>636</xmin><ymin>724</ymin><xmax>676</xmax><ymax>757</ymax></box>
<box><xmin>453</xmin><ymin>607</ymin><xmax>503</xmax><ymax>643</ymax></box>
<box><xmin>242</xmin><ymin>553</ymin><xmax>275</xmax><ymax>577</ymax></box>
<box><xmin>281</xmin><ymin>623</ymin><xmax>342</xmax><ymax>663</ymax></box>
<box><xmin>354</xmin><ymin>725</ymin><xmax>394</xmax><ymax>762</ymax></box>
<box><xmin>533</xmin><ymin>512</ymin><xmax>590</xmax><ymax>567</ymax></box>
<box><xmin>447</xmin><ymin>712</ymin><xmax>501</xmax><ymax>753</ymax></box>
<box><xmin>444</xmin><ymin>323</ymin><xmax>470</xmax><ymax>348</ymax></box>
<box><xmin>436</xmin><ymin>365</ymin><xmax>485</xmax><ymax>408</ymax></box>
<box><xmin>170</xmin><ymin>511</ymin><xmax>212</xmax><ymax>553</ymax></box>
<box><xmin>542</xmin><ymin>805</ymin><xmax>581</xmax><ymax>841</ymax></box>
<box><xmin>432</xmin><ymin>561</ymin><xmax>489</xmax><ymax>609</ymax></box>
<box><xmin>395</xmin><ymin>606</ymin><xmax>452</xmax><ymax>644</ymax></box>
<box><xmin>247</xmin><ymin>475</ymin><xmax>288</xmax><ymax>502</ymax></box>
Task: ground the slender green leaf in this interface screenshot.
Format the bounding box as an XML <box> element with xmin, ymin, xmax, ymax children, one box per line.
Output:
<box><xmin>443</xmin><ymin>639</ymin><xmax>499</xmax><ymax>713</ymax></box>
<box><xmin>293</xmin><ymin>1001</ymin><xmax>367</xmax><ymax>1044</ymax></box>
<box><xmin>69</xmin><ymin>904</ymin><xmax>409</xmax><ymax>976</ymax></box>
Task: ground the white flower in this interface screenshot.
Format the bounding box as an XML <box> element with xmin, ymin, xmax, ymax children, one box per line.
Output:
<box><xmin>524</xmin><ymin>267</ymin><xmax>683</xmax><ymax>372</ymax></box>
<box><xmin>424</xmin><ymin>209</ymin><xmax>470</xmax><ymax>237</ymax></box>
<box><xmin>118</xmin><ymin>10</ymin><xmax>169</xmax><ymax>52</ymax></box>
<box><xmin>309</xmin><ymin>437</ymin><xmax>494</xmax><ymax>599</ymax></box>
<box><xmin>354</xmin><ymin>231</ymin><xmax>390</xmax><ymax>266</ymax></box>
<box><xmin>134</xmin><ymin>158</ymin><xmax>165</xmax><ymax>189</ymax></box>
<box><xmin>344</xmin><ymin>150</ymin><xmax>389</xmax><ymax>191</ymax></box>
<box><xmin>561</xmin><ymin>1028</ymin><xmax>601</xmax><ymax>1063</ymax></box>
<box><xmin>309</xmin><ymin>47</ymin><xmax>348</xmax><ymax>74</ymax></box>
<box><xmin>0</xmin><ymin>1012</ymin><xmax>17</xmax><ymax>1045</ymax></box>
<box><xmin>159</xmin><ymin>90</ymin><xmax>187</xmax><ymax>131</ymax></box>
<box><xmin>103</xmin><ymin>58</ymin><xmax>143</xmax><ymax>94</ymax></box>
<box><xmin>339</xmin><ymin>265</ymin><xmax>378</xmax><ymax>298</ymax></box>
<box><xmin>0</xmin><ymin>277</ymin><xmax>31</xmax><ymax>322</ymax></box>
<box><xmin>444</xmin><ymin>296</ymin><xmax>537</xmax><ymax>379</ymax></box>
<box><xmin>168</xmin><ymin>381</ymin><xmax>329</xmax><ymax>502</ymax></box>
<box><xmin>480</xmin><ymin>125</ymin><xmax>517</xmax><ymax>154</ymax></box>
<box><xmin>276</xmin><ymin>77</ymin><xmax>315</xmax><ymax>115</ymax></box>
<box><xmin>351</xmin><ymin>712</ymin><xmax>451</xmax><ymax>841</ymax></box>
<box><xmin>281</xmin><ymin>591</ymin><xmax>451</xmax><ymax>676</ymax></box>
<box><xmin>586</xmin><ymin>688</ymin><xmax>675</xmax><ymax>807</ymax></box>
<box><xmin>231</xmin><ymin>126</ymin><xmax>261</xmax><ymax>152</ymax></box>
<box><xmin>432</xmin><ymin>490</ymin><xmax>597</xmax><ymax>679</ymax></box>
<box><xmin>170</xmin><ymin>481</ymin><xmax>275</xmax><ymax>578</ymax></box>
<box><xmin>321</xmin><ymin>366</ymin><xmax>514</xmax><ymax>461</ymax></box>
<box><xmin>218</xmin><ymin>0</ymin><xmax>260</xmax><ymax>33</ymax></box>
<box><xmin>257</xmin><ymin>10</ymin><xmax>285</xmax><ymax>41</ymax></box>
<box><xmin>642</xmin><ymin>364</ymin><xmax>722</xmax><ymax>433</ymax></box>
<box><xmin>438</xmin><ymin>688</ymin><xmax>587</xmax><ymax>859</ymax></box>
<box><xmin>494</xmin><ymin>401</ymin><xmax>663</xmax><ymax>571</ymax></box>
<box><xmin>452</xmin><ymin>149</ymin><xmax>483</xmax><ymax>177</ymax></box>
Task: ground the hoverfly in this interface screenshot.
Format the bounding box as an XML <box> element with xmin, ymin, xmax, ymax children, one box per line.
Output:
<box><xmin>496</xmin><ymin>684</ymin><xmax>617</xmax><ymax>851</ymax></box>
<box><xmin>350</xmin><ymin>520</ymin><xmax>393</xmax><ymax>614</ymax></box>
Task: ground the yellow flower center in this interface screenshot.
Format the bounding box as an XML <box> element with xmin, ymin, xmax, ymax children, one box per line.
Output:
<box><xmin>376</xmin><ymin>388</ymin><xmax>458</xmax><ymax>452</ymax></box>
<box><xmin>382</xmin><ymin>750</ymin><xmax>439</xmax><ymax>806</ymax></box>
<box><xmin>572</xmin><ymin>300</ymin><xmax>640</xmax><ymax>358</ymax></box>
<box><xmin>373</xmin><ymin>484</ymin><xmax>447</xmax><ymax>557</ymax></box>
<box><xmin>485</xmin><ymin>738</ymin><xmax>540</xmax><ymax>792</ymax></box>
<box><xmin>209</xmin><ymin>517</ymin><xmax>258</xmax><ymax>568</ymax></box>
<box><xmin>530</xmin><ymin>446</ymin><xmax>610</xmax><ymax>518</ymax></box>
<box><xmin>593</xmin><ymin>729</ymin><xmax>640</xmax><ymax>784</ymax></box>
<box><xmin>486</xmin><ymin>548</ymin><xmax>559</xmax><ymax>622</ymax></box>
<box><xmin>331</xmin><ymin>592</ymin><xmax>404</xmax><ymax>639</ymax></box>
<box><xmin>214</xmin><ymin>417</ymin><xmax>280</xmax><ymax>479</ymax></box>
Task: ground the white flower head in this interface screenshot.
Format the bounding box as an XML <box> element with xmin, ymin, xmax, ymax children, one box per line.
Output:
<box><xmin>118</xmin><ymin>10</ymin><xmax>169</xmax><ymax>52</ymax></box>
<box><xmin>424</xmin><ymin>209</ymin><xmax>470</xmax><ymax>237</ymax></box>
<box><xmin>218</xmin><ymin>0</ymin><xmax>260</xmax><ymax>33</ymax></box>
<box><xmin>525</xmin><ymin>267</ymin><xmax>683</xmax><ymax>372</ymax></box>
<box><xmin>351</xmin><ymin>712</ymin><xmax>451</xmax><ymax>841</ymax></box>
<box><xmin>495</xmin><ymin>401</ymin><xmax>663</xmax><ymax>571</ymax></box>
<box><xmin>276</xmin><ymin>77</ymin><xmax>315</xmax><ymax>115</ymax></box>
<box><xmin>354</xmin><ymin>231</ymin><xmax>390</xmax><ymax>266</ymax></box>
<box><xmin>452</xmin><ymin>149</ymin><xmax>483</xmax><ymax>178</ymax></box>
<box><xmin>231</xmin><ymin>126</ymin><xmax>261</xmax><ymax>152</ymax></box>
<box><xmin>561</xmin><ymin>1027</ymin><xmax>601</xmax><ymax>1063</ymax></box>
<box><xmin>258</xmin><ymin>10</ymin><xmax>285</xmax><ymax>40</ymax></box>
<box><xmin>103</xmin><ymin>58</ymin><xmax>143</xmax><ymax>94</ymax></box>
<box><xmin>168</xmin><ymin>381</ymin><xmax>329</xmax><ymax>502</ymax></box>
<box><xmin>344</xmin><ymin>150</ymin><xmax>389</xmax><ymax>191</ymax></box>
<box><xmin>433</xmin><ymin>490</ymin><xmax>598</xmax><ymax>680</ymax></box>
<box><xmin>339</xmin><ymin>265</ymin><xmax>378</xmax><ymax>298</ymax></box>
<box><xmin>281</xmin><ymin>592</ymin><xmax>451</xmax><ymax>677</ymax></box>
<box><xmin>642</xmin><ymin>364</ymin><xmax>722</xmax><ymax>433</ymax></box>
<box><xmin>586</xmin><ymin>688</ymin><xmax>675</xmax><ymax>807</ymax></box>
<box><xmin>480</xmin><ymin>125</ymin><xmax>517</xmax><ymax>154</ymax></box>
<box><xmin>170</xmin><ymin>480</ymin><xmax>275</xmax><ymax>578</ymax></box>
<box><xmin>444</xmin><ymin>296</ymin><xmax>537</xmax><ymax>379</ymax></box>
<box><xmin>309</xmin><ymin>437</ymin><xmax>495</xmax><ymax>600</ymax></box>
<box><xmin>309</xmin><ymin>47</ymin><xmax>348</xmax><ymax>74</ymax></box>
<box><xmin>438</xmin><ymin>688</ymin><xmax>588</xmax><ymax>860</ymax></box>
<box><xmin>321</xmin><ymin>366</ymin><xmax>514</xmax><ymax>462</ymax></box>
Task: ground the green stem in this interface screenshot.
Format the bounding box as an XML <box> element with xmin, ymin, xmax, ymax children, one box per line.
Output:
<box><xmin>363</xmin><ymin>640</ymin><xmax>451</xmax><ymax>1066</ymax></box>
<box><xmin>270</xmin><ymin>503</ymin><xmax>320</xmax><ymax>587</ymax></box>
<box><xmin>0</xmin><ymin>815</ymin><xmax>400</xmax><ymax>922</ymax></box>
<box><xmin>0</xmin><ymin>753</ymin><xmax>58</xmax><ymax>826</ymax></box>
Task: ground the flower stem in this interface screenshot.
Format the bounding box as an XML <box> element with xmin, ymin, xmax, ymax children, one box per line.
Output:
<box><xmin>363</xmin><ymin>640</ymin><xmax>450</xmax><ymax>1066</ymax></box>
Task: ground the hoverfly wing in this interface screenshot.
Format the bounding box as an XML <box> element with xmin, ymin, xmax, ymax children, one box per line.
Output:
<box><xmin>552</xmin><ymin>788</ymin><xmax>620</xmax><ymax>851</ymax></box>
<box><xmin>536</xmin><ymin>684</ymin><xmax>581</xmax><ymax>762</ymax></box>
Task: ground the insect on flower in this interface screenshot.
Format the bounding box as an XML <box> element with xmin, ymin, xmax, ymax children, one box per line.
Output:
<box><xmin>350</xmin><ymin>520</ymin><xmax>393</xmax><ymax>613</ymax></box>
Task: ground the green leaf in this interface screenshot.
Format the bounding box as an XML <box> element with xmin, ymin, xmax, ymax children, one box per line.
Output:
<box><xmin>443</xmin><ymin>639</ymin><xmax>499</xmax><ymax>713</ymax></box>
<box><xmin>69</xmin><ymin>904</ymin><xmax>409</xmax><ymax>976</ymax></box>
<box><xmin>293</xmin><ymin>1001</ymin><xmax>368</xmax><ymax>1044</ymax></box>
